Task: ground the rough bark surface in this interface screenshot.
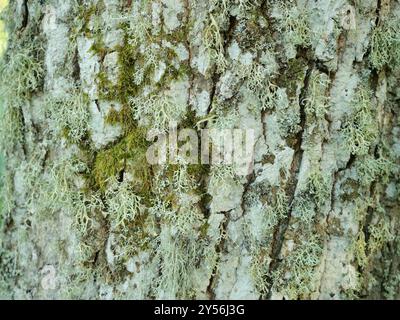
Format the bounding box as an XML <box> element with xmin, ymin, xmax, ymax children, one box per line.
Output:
<box><xmin>0</xmin><ymin>0</ymin><xmax>399</xmax><ymax>300</ymax></box>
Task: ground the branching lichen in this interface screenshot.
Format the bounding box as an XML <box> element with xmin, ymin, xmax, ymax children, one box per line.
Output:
<box><xmin>203</xmin><ymin>13</ymin><xmax>227</xmax><ymax>73</ymax></box>
<box><xmin>154</xmin><ymin>226</ymin><xmax>201</xmax><ymax>299</ymax></box>
<box><xmin>292</xmin><ymin>169</ymin><xmax>331</xmax><ymax>223</ymax></box>
<box><xmin>104</xmin><ymin>178</ymin><xmax>144</xmax><ymax>231</ymax></box>
<box><xmin>245</xmin><ymin>187</ymin><xmax>288</xmax><ymax>295</ymax></box>
<box><xmin>343</xmin><ymin>87</ymin><xmax>377</xmax><ymax>156</ymax></box>
<box><xmin>370</xmin><ymin>16</ymin><xmax>400</xmax><ymax>70</ymax></box>
<box><xmin>271</xmin><ymin>2</ymin><xmax>312</xmax><ymax>58</ymax></box>
<box><xmin>272</xmin><ymin>235</ymin><xmax>323</xmax><ymax>299</ymax></box>
<box><xmin>0</xmin><ymin>105</ymin><xmax>23</xmax><ymax>154</ymax></box>
<box><xmin>0</xmin><ymin>38</ymin><xmax>45</xmax><ymax>107</ymax></box>
<box><xmin>45</xmin><ymin>90</ymin><xmax>90</xmax><ymax>143</ymax></box>
<box><xmin>368</xmin><ymin>218</ymin><xmax>395</xmax><ymax>255</ymax></box>
<box><xmin>355</xmin><ymin>151</ymin><xmax>394</xmax><ymax>186</ymax></box>
<box><xmin>305</xmin><ymin>72</ymin><xmax>330</xmax><ymax>121</ymax></box>
<box><xmin>129</xmin><ymin>94</ymin><xmax>186</xmax><ymax>133</ymax></box>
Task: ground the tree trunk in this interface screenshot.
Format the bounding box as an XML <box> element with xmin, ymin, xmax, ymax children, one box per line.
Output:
<box><xmin>0</xmin><ymin>0</ymin><xmax>399</xmax><ymax>300</ymax></box>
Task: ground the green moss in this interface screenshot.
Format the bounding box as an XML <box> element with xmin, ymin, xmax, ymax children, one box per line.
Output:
<box><xmin>199</xmin><ymin>221</ymin><xmax>210</xmax><ymax>238</ymax></box>
<box><xmin>93</xmin><ymin>21</ymin><xmax>134</xmax><ymax>100</ymax></box>
<box><xmin>187</xmin><ymin>163</ymin><xmax>210</xmax><ymax>181</ymax></box>
<box><xmin>276</xmin><ymin>56</ymin><xmax>308</xmax><ymax>99</ymax></box>
<box><xmin>90</xmin><ymin>36</ymin><xmax>107</xmax><ymax>58</ymax></box>
<box><xmin>93</xmin><ymin>127</ymin><xmax>152</xmax><ymax>194</ymax></box>
<box><xmin>96</xmin><ymin>39</ymin><xmax>141</xmax><ymax>103</ymax></box>
<box><xmin>178</xmin><ymin>109</ymin><xmax>201</xmax><ymax>131</ymax></box>
<box><xmin>72</xmin><ymin>4</ymin><xmax>98</xmax><ymax>38</ymax></box>
<box><xmin>105</xmin><ymin>105</ymin><xmax>136</xmax><ymax>133</ymax></box>
<box><xmin>353</xmin><ymin>230</ymin><xmax>368</xmax><ymax>269</ymax></box>
<box><xmin>95</xmin><ymin>4</ymin><xmax>191</xmax><ymax>139</ymax></box>
<box><xmin>97</xmin><ymin>15</ymin><xmax>190</xmax><ymax>104</ymax></box>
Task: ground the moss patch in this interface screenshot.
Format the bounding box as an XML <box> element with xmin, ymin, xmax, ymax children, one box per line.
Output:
<box><xmin>93</xmin><ymin>127</ymin><xmax>152</xmax><ymax>195</ymax></box>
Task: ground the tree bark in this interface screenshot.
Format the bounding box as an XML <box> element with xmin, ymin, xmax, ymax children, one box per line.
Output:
<box><xmin>0</xmin><ymin>0</ymin><xmax>399</xmax><ymax>300</ymax></box>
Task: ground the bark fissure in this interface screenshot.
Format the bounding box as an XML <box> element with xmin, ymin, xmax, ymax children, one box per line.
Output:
<box><xmin>206</xmin><ymin>213</ymin><xmax>229</xmax><ymax>299</ymax></box>
<box><xmin>266</xmin><ymin>59</ymin><xmax>315</xmax><ymax>298</ymax></box>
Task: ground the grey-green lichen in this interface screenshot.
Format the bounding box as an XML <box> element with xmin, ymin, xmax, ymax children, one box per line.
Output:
<box><xmin>370</xmin><ymin>14</ymin><xmax>400</xmax><ymax>71</ymax></box>
<box><xmin>342</xmin><ymin>86</ymin><xmax>378</xmax><ymax>156</ymax></box>
<box><xmin>45</xmin><ymin>90</ymin><xmax>90</xmax><ymax>143</ymax></box>
<box><xmin>272</xmin><ymin>235</ymin><xmax>323</xmax><ymax>300</ymax></box>
<box><xmin>0</xmin><ymin>0</ymin><xmax>399</xmax><ymax>300</ymax></box>
<box><xmin>0</xmin><ymin>38</ymin><xmax>45</xmax><ymax>107</ymax></box>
